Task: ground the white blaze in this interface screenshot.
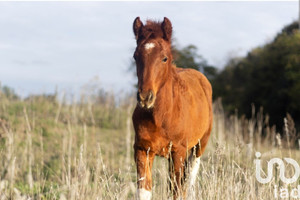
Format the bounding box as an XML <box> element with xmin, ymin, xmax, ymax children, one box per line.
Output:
<box><xmin>136</xmin><ymin>188</ymin><xmax>151</xmax><ymax>200</ymax></box>
<box><xmin>144</xmin><ymin>43</ymin><xmax>155</xmax><ymax>50</ymax></box>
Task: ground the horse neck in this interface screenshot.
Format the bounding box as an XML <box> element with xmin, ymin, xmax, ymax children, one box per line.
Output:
<box><xmin>152</xmin><ymin>65</ymin><xmax>177</xmax><ymax>126</ymax></box>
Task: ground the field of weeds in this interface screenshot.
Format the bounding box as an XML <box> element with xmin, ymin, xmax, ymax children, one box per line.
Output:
<box><xmin>0</xmin><ymin>93</ymin><xmax>299</xmax><ymax>200</ymax></box>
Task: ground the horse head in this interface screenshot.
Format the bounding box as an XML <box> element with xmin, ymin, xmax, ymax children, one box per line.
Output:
<box><xmin>133</xmin><ymin>17</ymin><xmax>173</xmax><ymax>109</ymax></box>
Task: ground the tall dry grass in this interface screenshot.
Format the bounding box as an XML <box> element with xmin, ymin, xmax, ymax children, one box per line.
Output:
<box><xmin>0</xmin><ymin>92</ymin><xmax>299</xmax><ymax>200</ymax></box>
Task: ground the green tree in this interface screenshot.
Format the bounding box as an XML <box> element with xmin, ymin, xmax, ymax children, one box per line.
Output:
<box><xmin>172</xmin><ymin>45</ymin><xmax>205</xmax><ymax>71</ymax></box>
<box><xmin>0</xmin><ymin>84</ymin><xmax>19</xmax><ymax>100</ymax></box>
<box><xmin>172</xmin><ymin>44</ymin><xmax>217</xmax><ymax>80</ymax></box>
<box><xmin>212</xmin><ymin>21</ymin><xmax>300</xmax><ymax>130</ymax></box>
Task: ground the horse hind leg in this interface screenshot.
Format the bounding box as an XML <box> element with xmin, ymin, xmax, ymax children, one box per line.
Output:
<box><xmin>185</xmin><ymin>132</ymin><xmax>210</xmax><ymax>199</ymax></box>
<box><xmin>186</xmin><ymin>130</ymin><xmax>211</xmax><ymax>199</ymax></box>
<box><xmin>188</xmin><ymin>154</ymin><xmax>201</xmax><ymax>187</ymax></box>
<box><xmin>185</xmin><ymin>147</ymin><xmax>201</xmax><ymax>199</ymax></box>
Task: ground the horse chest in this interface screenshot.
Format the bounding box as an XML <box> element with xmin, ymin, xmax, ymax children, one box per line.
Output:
<box><xmin>136</xmin><ymin>119</ymin><xmax>186</xmax><ymax>156</ymax></box>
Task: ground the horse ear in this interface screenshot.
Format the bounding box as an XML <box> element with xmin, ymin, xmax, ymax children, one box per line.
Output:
<box><xmin>133</xmin><ymin>17</ymin><xmax>143</xmax><ymax>40</ymax></box>
<box><xmin>161</xmin><ymin>17</ymin><xmax>172</xmax><ymax>41</ymax></box>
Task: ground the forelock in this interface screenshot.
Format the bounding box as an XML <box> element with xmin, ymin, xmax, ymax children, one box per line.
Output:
<box><xmin>137</xmin><ymin>20</ymin><xmax>164</xmax><ymax>43</ymax></box>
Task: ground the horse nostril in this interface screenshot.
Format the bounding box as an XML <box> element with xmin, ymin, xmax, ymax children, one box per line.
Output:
<box><xmin>137</xmin><ymin>92</ymin><xmax>141</xmax><ymax>101</ymax></box>
<box><xmin>148</xmin><ymin>91</ymin><xmax>153</xmax><ymax>102</ymax></box>
<box><xmin>137</xmin><ymin>91</ymin><xmax>146</xmax><ymax>101</ymax></box>
<box><xmin>148</xmin><ymin>92</ymin><xmax>152</xmax><ymax>101</ymax></box>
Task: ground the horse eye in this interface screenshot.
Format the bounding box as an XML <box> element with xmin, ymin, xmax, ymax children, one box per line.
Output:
<box><xmin>162</xmin><ymin>57</ymin><xmax>168</xmax><ymax>62</ymax></box>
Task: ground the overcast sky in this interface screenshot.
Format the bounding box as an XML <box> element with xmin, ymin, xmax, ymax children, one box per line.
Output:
<box><xmin>0</xmin><ymin>1</ymin><xmax>298</xmax><ymax>97</ymax></box>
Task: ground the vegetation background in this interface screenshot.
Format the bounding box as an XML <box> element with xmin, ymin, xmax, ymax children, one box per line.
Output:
<box><xmin>0</xmin><ymin>21</ymin><xmax>299</xmax><ymax>199</ymax></box>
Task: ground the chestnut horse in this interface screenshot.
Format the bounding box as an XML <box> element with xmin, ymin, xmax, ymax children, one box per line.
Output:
<box><xmin>132</xmin><ymin>17</ymin><xmax>213</xmax><ymax>200</ymax></box>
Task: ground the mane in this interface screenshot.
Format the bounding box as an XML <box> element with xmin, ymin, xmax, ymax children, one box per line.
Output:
<box><xmin>139</xmin><ymin>20</ymin><xmax>164</xmax><ymax>42</ymax></box>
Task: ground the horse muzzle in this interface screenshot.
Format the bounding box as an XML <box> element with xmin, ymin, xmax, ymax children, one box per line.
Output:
<box><xmin>137</xmin><ymin>90</ymin><xmax>156</xmax><ymax>109</ymax></box>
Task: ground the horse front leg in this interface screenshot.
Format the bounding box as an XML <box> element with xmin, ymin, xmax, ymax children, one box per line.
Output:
<box><xmin>135</xmin><ymin>148</ymin><xmax>155</xmax><ymax>200</ymax></box>
<box><xmin>169</xmin><ymin>151</ymin><xmax>186</xmax><ymax>200</ymax></box>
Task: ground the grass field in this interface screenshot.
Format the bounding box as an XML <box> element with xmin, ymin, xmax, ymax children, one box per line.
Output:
<box><xmin>0</xmin><ymin>92</ymin><xmax>299</xmax><ymax>200</ymax></box>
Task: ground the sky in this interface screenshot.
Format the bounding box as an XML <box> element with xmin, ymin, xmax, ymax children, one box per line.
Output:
<box><xmin>0</xmin><ymin>1</ymin><xmax>298</xmax><ymax>97</ymax></box>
